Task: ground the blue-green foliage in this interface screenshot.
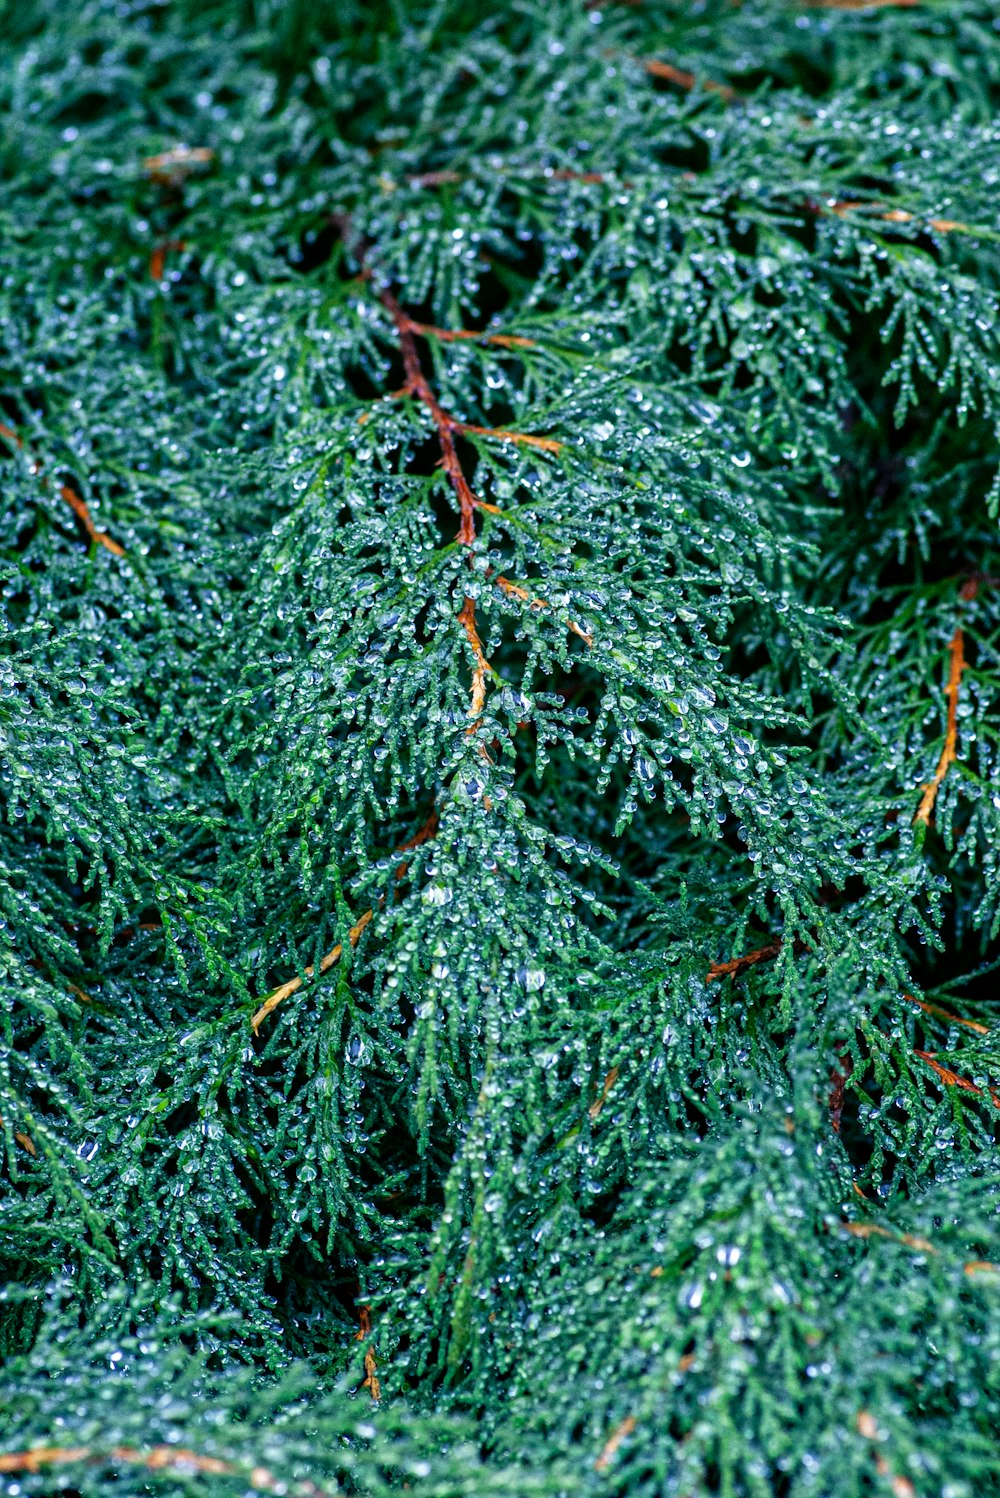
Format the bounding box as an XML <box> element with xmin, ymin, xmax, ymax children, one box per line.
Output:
<box><xmin>2</xmin><ymin>1</ymin><xmax>1000</xmax><ymax>1493</ymax></box>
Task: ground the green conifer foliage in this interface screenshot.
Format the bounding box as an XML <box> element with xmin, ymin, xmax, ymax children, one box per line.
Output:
<box><xmin>2</xmin><ymin>0</ymin><xmax>1000</xmax><ymax>1493</ymax></box>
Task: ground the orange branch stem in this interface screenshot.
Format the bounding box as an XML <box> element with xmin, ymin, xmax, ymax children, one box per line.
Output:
<box><xmin>251</xmin><ymin>811</ymin><xmax>440</xmax><ymax>1032</ymax></box>
<box><xmin>149</xmin><ymin>238</ymin><xmax>187</xmax><ymax>281</ymax></box>
<box><xmin>915</xmin><ymin>1049</ymin><xmax>1000</xmax><ymax>1110</ymax></box>
<box><xmin>0</xmin><ymin>423</ymin><xmax>123</xmax><ymax>556</ymax></box>
<box><xmin>0</xmin><ymin>1109</ymin><xmax>36</xmax><ymax>1155</ymax></box>
<box><xmin>642</xmin><ymin>57</ymin><xmax>735</xmax><ymax>100</ymax></box>
<box><xmin>830</xmin><ymin>199</ymin><xmax>968</xmax><ymax>235</ymax></box>
<box><xmin>913</xmin><ymin>623</ymin><xmax>968</xmax><ymax>827</ymax></box>
<box><xmin>0</xmin><ymin>1445</ymin><xmax>292</xmax><ymax>1492</ymax></box>
<box><xmin>808</xmin><ymin>0</ymin><xmax>919</xmax><ymax>9</ymax></box>
<box><xmin>495</xmin><ymin>575</ymin><xmax>593</xmax><ymax>644</ymax></box>
<box><xmin>856</xmin><ymin>1412</ymin><xmax>917</xmax><ymax>1498</ymax></box>
<box><xmin>250</xmin><ymin>908</ymin><xmax>374</xmax><ymax>1034</ymax></box>
<box><xmin>905</xmin><ymin>994</ymin><xmax>988</xmax><ymax>1035</ymax></box>
<box><xmin>706</xmin><ymin>939</ymin><xmax>783</xmax><ymax>983</ymax></box>
<box><xmin>595</xmin><ymin>1415</ymin><xmax>637</xmax><ymax>1472</ymax></box>
<box><xmin>380</xmin><ymin>291</ymin><xmax>479</xmax><ymax>545</ymax></box>
<box><xmin>398</xmin><ymin>317</ymin><xmax>535</xmax><ymax>351</ymax></box>
<box><xmin>460</xmin><ymin>422</ymin><xmax>562</xmax><ymax>453</ymax></box>
<box><xmin>457</xmin><ymin>596</ymin><xmax>490</xmax><ymax>721</ymax></box>
<box><xmin>843</xmin><ymin>1221</ymin><xmax>935</xmax><ymax>1254</ymax></box>
<box><xmin>588</xmin><ymin>1065</ymin><xmax>620</xmax><ymax>1120</ymax></box>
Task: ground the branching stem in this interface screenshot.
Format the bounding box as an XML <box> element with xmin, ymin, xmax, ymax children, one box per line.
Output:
<box><xmin>0</xmin><ymin>422</ymin><xmax>124</xmax><ymax>556</ymax></box>
<box><xmin>0</xmin><ymin>1444</ymin><xmax>319</xmax><ymax>1495</ymax></box>
<box><xmin>914</xmin><ymin>578</ymin><xmax>978</xmax><ymax>826</ymax></box>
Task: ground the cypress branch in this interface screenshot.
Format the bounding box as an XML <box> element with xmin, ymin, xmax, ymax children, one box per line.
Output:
<box><xmin>3</xmin><ymin>1</ymin><xmax>1000</xmax><ymax>1493</ymax></box>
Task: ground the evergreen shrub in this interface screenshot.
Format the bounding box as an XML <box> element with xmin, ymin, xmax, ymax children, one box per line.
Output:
<box><xmin>2</xmin><ymin>1</ymin><xmax>1000</xmax><ymax>1492</ymax></box>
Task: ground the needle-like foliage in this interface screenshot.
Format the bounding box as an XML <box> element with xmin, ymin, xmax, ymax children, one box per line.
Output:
<box><xmin>2</xmin><ymin>1</ymin><xmax>1000</xmax><ymax>1494</ymax></box>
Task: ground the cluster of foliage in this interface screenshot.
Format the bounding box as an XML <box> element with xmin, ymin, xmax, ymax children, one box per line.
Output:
<box><xmin>3</xmin><ymin>0</ymin><xmax>1000</xmax><ymax>1492</ymax></box>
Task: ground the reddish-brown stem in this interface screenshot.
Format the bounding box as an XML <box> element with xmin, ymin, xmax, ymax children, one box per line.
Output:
<box><xmin>400</xmin><ymin>317</ymin><xmax>535</xmax><ymax>351</ymax></box>
<box><xmin>391</xmin><ymin>809</ymin><xmax>440</xmax><ymax>883</ymax></box>
<box><xmin>457</xmin><ymin>596</ymin><xmax>490</xmax><ymax>720</ymax></box>
<box><xmin>844</xmin><ymin>1221</ymin><xmax>934</xmax><ymax>1253</ymax></box>
<box><xmin>406</xmin><ymin>169</ymin><xmax>464</xmax><ymax>188</ymax></box>
<box><xmin>0</xmin><ymin>1445</ymin><xmax>308</xmax><ymax>1493</ymax></box>
<box><xmin>809</xmin><ymin>0</ymin><xmax>918</xmax><ymax>9</ymax></box>
<box><xmin>856</xmin><ymin>1412</ymin><xmax>917</xmax><ymax>1498</ymax></box>
<box><xmin>847</xmin><ymin>1223</ymin><xmax>999</xmax><ymax>1280</ymax></box>
<box><xmin>830</xmin><ymin>200</ymin><xmax>967</xmax><ymax>235</ymax></box>
<box><xmin>706</xmin><ymin>939</ymin><xmax>783</xmax><ymax>983</ymax></box>
<box><xmin>149</xmin><ymin>238</ymin><xmax>187</xmax><ymax>281</ymax></box>
<box><xmin>549</xmin><ymin>168</ymin><xmax>612</xmax><ymax>184</ymax></box>
<box><xmin>461</xmin><ymin>422</ymin><xmax>562</xmax><ymax>453</ymax></box>
<box><xmin>915</xmin><ymin>1049</ymin><xmax>1000</xmax><ymax>1110</ymax></box>
<box><xmin>0</xmin><ymin>422</ymin><xmax>124</xmax><ymax>556</ymax></box>
<box><xmin>588</xmin><ymin>1065</ymin><xmax>620</xmax><ymax>1120</ymax></box>
<box><xmin>362</xmin><ymin>1347</ymin><xmax>382</xmax><ymax>1401</ymax></box>
<box><xmin>495</xmin><ymin>575</ymin><xmax>593</xmax><ymax>644</ymax></box>
<box><xmin>0</xmin><ymin>1109</ymin><xmax>36</xmax><ymax>1155</ymax></box>
<box><xmin>251</xmin><ymin>812</ymin><xmax>440</xmax><ymax>1032</ymax></box>
<box><xmin>906</xmin><ymin>994</ymin><xmax>988</xmax><ymax>1035</ymax></box>
<box><xmin>381</xmin><ymin>291</ymin><xmax>479</xmax><ymax>545</ymax></box>
<box><xmin>595</xmin><ymin>1415</ymin><xmax>637</xmax><ymax>1472</ymax></box>
<box><xmin>250</xmin><ymin>908</ymin><xmax>374</xmax><ymax>1033</ymax></box>
<box><xmin>829</xmin><ymin>1049</ymin><xmax>854</xmax><ymax>1135</ymax></box>
<box><xmin>58</xmin><ymin>484</ymin><xmax>126</xmax><ymax>556</ymax></box>
<box><xmin>913</xmin><ymin>595</ymin><xmax>973</xmax><ymax>827</ymax></box>
<box><xmin>642</xmin><ymin>57</ymin><xmax>736</xmax><ymax>100</ymax></box>
<box><xmin>142</xmin><ymin>145</ymin><xmax>214</xmax><ymax>185</ymax></box>
<box><xmin>380</xmin><ymin>294</ymin><xmax>563</xmax><ymax>537</ymax></box>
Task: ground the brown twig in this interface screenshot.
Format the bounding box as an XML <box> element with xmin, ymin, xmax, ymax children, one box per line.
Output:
<box><xmin>398</xmin><ymin>317</ymin><xmax>535</xmax><ymax>351</ymax></box>
<box><xmin>589</xmin><ymin>1065</ymin><xmax>620</xmax><ymax>1120</ymax></box>
<box><xmin>149</xmin><ymin>238</ymin><xmax>187</xmax><ymax>281</ymax></box>
<box><xmin>380</xmin><ymin>292</ymin><xmax>563</xmax><ymax>547</ymax></box>
<box><xmin>250</xmin><ymin>909</ymin><xmax>374</xmax><ymax>1034</ymax></box>
<box><xmin>380</xmin><ymin>291</ymin><xmax>480</xmax><ymax>545</ymax></box>
<box><xmin>642</xmin><ymin>57</ymin><xmax>736</xmax><ymax>101</ymax></box>
<box><xmin>460</xmin><ymin>422</ymin><xmax>563</xmax><ymax>453</ymax></box>
<box><xmin>830</xmin><ymin>200</ymin><xmax>968</xmax><ymax>235</ymax></box>
<box><xmin>829</xmin><ymin>1049</ymin><xmax>854</xmax><ymax>1135</ymax></box>
<box><xmin>457</xmin><ymin>596</ymin><xmax>490</xmax><ymax>721</ymax></box>
<box><xmin>913</xmin><ymin>618</ymin><xmax>969</xmax><ymax>827</ymax></box>
<box><xmin>905</xmin><ymin>994</ymin><xmax>988</xmax><ymax>1035</ymax></box>
<box><xmin>706</xmin><ymin>939</ymin><xmax>783</xmax><ymax>983</ymax></box>
<box><xmin>401</xmin><ymin>159</ymin><xmax>977</xmax><ymax>261</ymax></box>
<box><xmin>142</xmin><ymin>145</ymin><xmax>214</xmax><ymax>185</ymax></box>
<box><xmin>362</xmin><ymin>1348</ymin><xmax>382</xmax><ymax>1402</ymax></box>
<box><xmin>594</xmin><ymin>1415</ymin><xmax>637</xmax><ymax>1472</ymax></box>
<box><xmin>0</xmin><ymin>1111</ymin><xmax>37</xmax><ymax>1156</ymax></box>
<box><xmin>549</xmin><ymin>168</ymin><xmax>613</xmax><ymax>184</ymax></box>
<box><xmin>0</xmin><ymin>422</ymin><xmax>124</xmax><ymax>556</ymax></box>
<box><xmin>378</xmin><ymin>291</ymin><xmax>572</xmax><ymax>739</ymax></box>
<box><xmin>847</xmin><ymin>1221</ymin><xmax>1000</xmax><ymax>1280</ymax></box>
<box><xmin>57</xmin><ymin>484</ymin><xmax>126</xmax><ymax>555</ymax></box>
<box><xmin>914</xmin><ymin>1049</ymin><xmax>1000</xmax><ymax>1110</ymax></box>
<box><xmin>809</xmin><ymin>0</ymin><xmax>919</xmax><ymax>8</ymax></box>
<box><xmin>495</xmin><ymin>575</ymin><xmax>593</xmax><ymax>644</ymax></box>
<box><xmin>843</xmin><ymin>1221</ymin><xmax>935</xmax><ymax>1254</ymax></box>
<box><xmin>0</xmin><ymin>1444</ymin><xmax>307</xmax><ymax>1493</ymax></box>
<box><xmin>406</xmin><ymin>169</ymin><xmax>464</xmax><ymax>188</ymax></box>
<box><xmin>250</xmin><ymin>813</ymin><xmax>440</xmax><ymax>1032</ymax></box>
<box><xmin>856</xmin><ymin>1412</ymin><xmax>917</xmax><ymax>1498</ymax></box>
<box><xmin>391</xmin><ymin>808</ymin><xmax>440</xmax><ymax>882</ymax></box>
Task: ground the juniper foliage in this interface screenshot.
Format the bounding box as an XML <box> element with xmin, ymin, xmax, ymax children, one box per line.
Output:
<box><xmin>2</xmin><ymin>0</ymin><xmax>1000</xmax><ymax>1493</ymax></box>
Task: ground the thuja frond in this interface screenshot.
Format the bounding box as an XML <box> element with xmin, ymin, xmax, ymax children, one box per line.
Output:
<box><xmin>3</xmin><ymin>0</ymin><xmax>1000</xmax><ymax>1492</ymax></box>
